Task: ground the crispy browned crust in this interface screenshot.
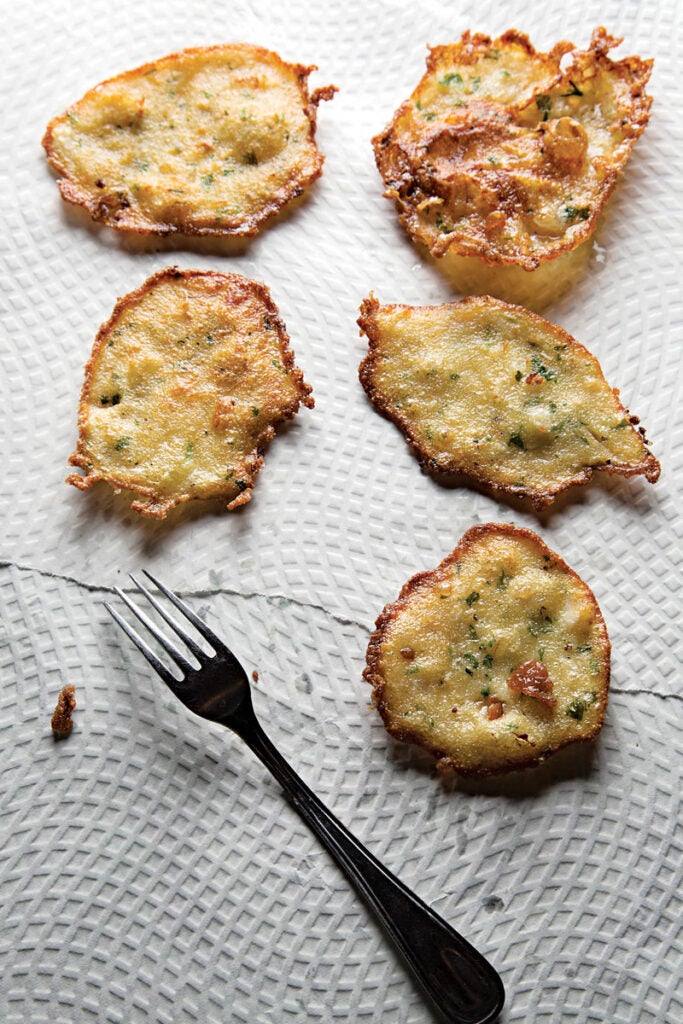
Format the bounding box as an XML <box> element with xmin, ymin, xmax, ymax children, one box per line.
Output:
<box><xmin>358</xmin><ymin>293</ymin><xmax>660</xmax><ymax>509</ymax></box>
<box><xmin>67</xmin><ymin>266</ymin><xmax>314</xmax><ymax>518</ymax></box>
<box><xmin>42</xmin><ymin>44</ymin><xmax>336</xmax><ymax>238</ymax></box>
<box><xmin>372</xmin><ymin>27</ymin><xmax>653</xmax><ymax>270</ymax></box>
<box><xmin>363</xmin><ymin>523</ymin><xmax>611</xmax><ymax>776</ymax></box>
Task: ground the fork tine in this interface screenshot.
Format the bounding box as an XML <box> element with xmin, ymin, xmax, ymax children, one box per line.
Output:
<box><xmin>104</xmin><ymin>602</ymin><xmax>180</xmax><ymax>689</ymax></box>
<box><xmin>114</xmin><ymin>586</ymin><xmax>196</xmax><ymax>676</ymax></box>
<box><xmin>129</xmin><ymin>573</ymin><xmax>206</xmax><ymax>664</ymax></box>
<box><xmin>141</xmin><ymin>570</ymin><xmax>225</xmax><ymax>652</ymax></box>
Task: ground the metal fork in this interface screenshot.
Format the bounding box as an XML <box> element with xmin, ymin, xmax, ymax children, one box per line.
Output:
<box><xmin>105</xmin><ymin>572</ymin><xmax>505</xmax><ymax>1024</ymax></box>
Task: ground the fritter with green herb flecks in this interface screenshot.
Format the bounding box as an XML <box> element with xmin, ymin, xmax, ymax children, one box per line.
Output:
<box><xmin>43</xmin><ymin>44</ymin><xmax>336</xmax><ymax>237</ymax></box>
<box><xmin>67</xmin><ymin>267</ymin><xmax>313</xmax><ymax>518</ymax></box>
<box><xmin>358</xmin><ymin>294</ymin><xmax>660</xmax><ymax>508</ymax></box>
<box><xmin>373</xmin><ymin>27</ymin><xmax>652</xmax><ymax>269</ymax></box>
<box><xmin>364</xmin><ymin>524</ymin><xmax>610</xmax><ymax>776</ymax></box>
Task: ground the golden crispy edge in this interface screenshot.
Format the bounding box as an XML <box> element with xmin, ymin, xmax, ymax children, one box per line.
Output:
<box><xmin>372</xmin><ymin>27</ymin><xmax>653</xmax><ymax>270</ymax></box>
<box><xmin>42</xmin><ymin>43</ymin><xmax>337</xmax><ymax>237</ymax></box>
<box><xmin>358</xmin><ymin>294</ymin><xmax>660</xmax><ymax>509</ymax></box>
<box><xmin>363</xmin><ymin>522</ymin><xmax>611</xmax><ymax>777</ymax></box>
<box><xmin>66</xmin><ymin>266</ymin><xmax>314</xmax><ymax>519</ymax></box>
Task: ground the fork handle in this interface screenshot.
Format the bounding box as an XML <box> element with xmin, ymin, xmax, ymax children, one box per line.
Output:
<box><xmin>238</xmin><ymin>715</ymin><xmax>504</xmax><ymax>1024</ymax></box>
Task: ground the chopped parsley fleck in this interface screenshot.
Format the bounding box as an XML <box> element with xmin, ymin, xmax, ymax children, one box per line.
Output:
<box><xmin>566</xmin><ymin>698</ymin><xmax>586</xmax><ymax>720</ymax></box>
<box><xmin>435</xmin><ymin>212</ymin><xmax>451</xmax><ymax>234</ymax></box>
<box><xmin>575</xmin><ymin>644</ymin><xmax>592</xmax><ymax>654</ymax></box>
<box><xmin>530</xmin><ymin>354</ymin><xmax>557</xmax><ymax>381</ymax></box>
<box><xmin>613</xmin><ymin>418</ymin><xmax>629</xmax><ymax>429</ymax></box>
<box><xmin>564</xmin><ymin>205</ymin><xmax>591</xmax><ymax>222</ymax></box>
<box><xmin>484</xmin><ymin>49</ymin><xmax>500</xmax><ymax>60</ymax></box>
<box><xmin>536</xmin><ymin>94</ymin><xmax>552</xmax><ymax>120</ymax></box>
<box><xmin>465</xmin><ymin>591</ymin><xmax>480</xmax><ymax>607</ymax></box>
<box><xmin>185</xmin><ymin>442</ymin><xmax>194</xmax><ymax>459</ymax></box>
<box><xmin>480</xmin><ymin>685</ymin><xmax>491</xmax><ymax>697</ymax></box>
<box><xmin>515</xmin><ymin>370</ymin><xmax>523</xmax><ymax>382</ymax></box>
<box><xmin>439</xmin><ymin>72</ymin><xmax>463</xmax><ymax>86</ymax></box>
<box><xmin>471</xmin><ymin>76</ymin><xmax>481</xmax><ymax>91</ymax></box>
<box><xmin>508</xmin><ymin>432</ymin><xmax>525</xmax><ymax>450</ymax></box>
<box><xmin>463</xmin><ymin>652</ymin><xmax>479</xmax><ymax>674</ymax></box>
<box><xmin>405</xmin><ymin>666</ymin><xmax>420</xmax><ymax>676</ymax></box>
<box><xmin>450</xmin><ymin>373</ymin><xmax>460</xmax><ymax>380</ymax></box>
<box><xmin>100</xmin><ymin>393</ymin><xmax>121</xmax><ymax>406</ymax></box>
<box><xmin>201</xmin><ymin>173</ymin><xmax>214</xmax><ymax>189</ymax></box>
<box><xmin>497</xmin><ymin>570</ymin><xmax>510</xmax><ymax>589</ymax></box>
<box><xmin>528</xmin><ymin>611</ymin><xmax>553</xmax><ymax>638</ymax></box>
<box><xmin>114</xmin><ymin>436</ymin><xmax>130</xmax><ymax>451</ymax></box>
<box><xmin>482</xmin><ymin>653</ymin><xmax>493</xmax><ymax>670</ymax></box>
<box><xmin>252</xmin><ymin>407</ymin><xmax>259</xmax><ymax>416</ymax></box>
<box><xmin>243</xmin><ymin>151</ymin><xmax>259</xmax><ymax>165</ymax></box>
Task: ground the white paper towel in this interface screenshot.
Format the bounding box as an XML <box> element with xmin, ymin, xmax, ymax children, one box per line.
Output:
<box><xmin>1</xmin><ymin>1</ymin><xmax>681</xmax><ymax>1021</ymax></box>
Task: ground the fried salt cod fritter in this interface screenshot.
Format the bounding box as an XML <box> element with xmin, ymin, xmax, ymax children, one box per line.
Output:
<box><xmin>373</xmin><ymin>27</ymin><xmax>652</xmax><ymax>269</ymax></box>
<box><xmin>42</xmin><ymin>44</ymin><xmax>336</xmax><ymax>237</ymax></box>
<box><xmin>364</xmin><ymin>524</ymin><xmax>610</xmax><ymax>776</ymax></box>
<box><xmin>358</xmin><ymin>295</ymin><xmax>660</xmax><ymax>509</ymax></box>
<box><xmin>67</xmin><ymin>268</ymin><xmax>313</xmax><ymax>518</ymax></box>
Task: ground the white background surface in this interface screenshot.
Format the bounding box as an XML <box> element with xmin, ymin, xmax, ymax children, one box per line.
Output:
<box><xmin>1</xmin><ymin>1</ymin><xmax>681</xmax><ymax>1021</ymax></box>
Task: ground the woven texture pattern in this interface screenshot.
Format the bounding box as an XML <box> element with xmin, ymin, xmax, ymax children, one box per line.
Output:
<box><xmin>1</xmin><ymin>1</ymin><xmax>681</xmax><ymax>1021</ymax></box>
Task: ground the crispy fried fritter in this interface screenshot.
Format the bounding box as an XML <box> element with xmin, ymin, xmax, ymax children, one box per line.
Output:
<box><xmin>364</xmin><ymin>524</ymin><xmax>610</xmax><ymax>776</ymax></box>
<box><xmin>67</xmin><ymin>268</ymin><xmax>313</xmax><ymax>518</ymax></box>
<box><xmin>358</xmin><ymin>294</ymin><xmax>660</xmax><ymax>508</ymax></box>
<box><xmin>43</xmin><ymin>45</ymin><xmax>336</xmax><ymax>237</ymax></box>
<box><xmin>373</xmin><ymin>28</ymin><xmax>652</xmax><ymax>269</ymax></box>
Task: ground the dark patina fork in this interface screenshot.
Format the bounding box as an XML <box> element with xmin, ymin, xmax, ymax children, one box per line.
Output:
<box><xmin>105</xmin><ymin>571</ymin><xmax>504</xmax><ymax>1024</ymax></box>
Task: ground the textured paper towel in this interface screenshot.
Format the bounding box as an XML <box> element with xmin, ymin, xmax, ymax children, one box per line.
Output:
<box><xmin>0</xmin><ymin>1</ymin><xmax>681</xmax><ymax>1021</ymax></box>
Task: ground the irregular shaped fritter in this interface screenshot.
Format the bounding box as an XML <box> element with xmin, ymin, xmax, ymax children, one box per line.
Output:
<box><xmin>364</xmin><ymin>524</ymin><xmax>610</xmax><ymax>776</ymax></box>
<box><xmin>67</xmin><ymin>268</ymin><xmax>313</xmax><ymax>518</ymax></box>
<box><xmin>373</xmin><ymin>27</ymin><xmax>652</xmax><ymax>269</ymax></box>
<box><xmin>43</xmin><ymin>44</ymin><xmax>336</xmax><ymax>237</ymax></box>
<box><xmin>358</xmin><ymin>295</ymin><xmax>660</xmax><ymax>508</ymax></box>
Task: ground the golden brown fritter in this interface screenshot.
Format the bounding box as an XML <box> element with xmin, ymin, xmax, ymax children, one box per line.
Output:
<box><xmin>358</xmin><ymin>294</ymin><xmax>660</xmax><ymax>508</ymax></box>
<box><xmin>43</xmin><ymin>44</ymin><xmax>336</xmax><ymax>237</ymax></box>
<box><xmin>373</xmin><ymin>28</ymin><xmax>652</xmax><ymax>269</ymax></box>
<box><xmin>67</xmin><ymin>267</ymin><xmax>314</xmax><ymax>518</ymax></box>
<box><xmin>364</xmin><ymin>524</ymin><xmax>610</xmax><ymax>776</ymax></box>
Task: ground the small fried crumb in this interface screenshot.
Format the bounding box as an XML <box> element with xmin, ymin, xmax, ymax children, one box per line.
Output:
<box><xmin>51</xmin><ymin>685</ymin><xmax>76</xmax><ymax>739</ymax></box>
<box><xmin>251</xmin><ymin>670</ymin><xmax>259</xmax><ymax>683</ymax></box>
